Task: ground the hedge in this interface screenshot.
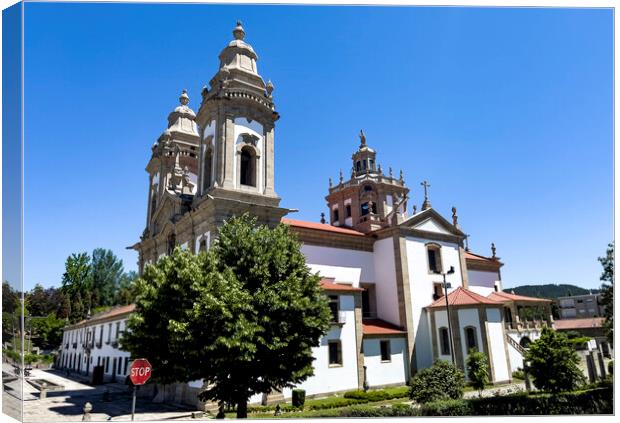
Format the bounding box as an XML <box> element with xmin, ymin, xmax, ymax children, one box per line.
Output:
<box><xmin>338</xmin><ymin>403</ymin><xmax>413</xmax><ymax>417</ymax></box>
<box><xmin>247</xmin><ymin>385</ymin><xmax>409</xmax><ymax>413</ymax></box>
<box><xmin>419</xmin><ymin>387</ymin><xmax>612</xmax><ymax>416</ymax></box>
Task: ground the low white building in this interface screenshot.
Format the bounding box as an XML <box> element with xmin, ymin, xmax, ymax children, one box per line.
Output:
<box><xmin>58</xmin><ymin>305</ymin><xmax>133</xmax><ymax>383</ymax></box>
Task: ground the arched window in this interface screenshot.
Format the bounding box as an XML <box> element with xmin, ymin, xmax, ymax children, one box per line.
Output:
<box><xmin>519</xmin><ymin>336</ymin><xmax>532</xmax><ymax>349</ymax></box>
<box><xmin>439</xmin><ymin>327</ymin><xmax>450</xmax><ymax>355</ymax></box>
<box><xmin>203</xmin><ymin>148</ymin><xmax>213</xmax><ymax>190</ymax></box>
<box><xmin>464</xmin><ymin>326</ymin><xmax>478</xmax><ymax>351</ymax></box>
<box><xmin>198</xmin><ymin>238</ymin><xmax>207</xmax><ymax>253</ymax></box>
<box><xmin>240</xmin><ymin>147</ymin><xmax>256</xmax><ymax>187</ymax></box>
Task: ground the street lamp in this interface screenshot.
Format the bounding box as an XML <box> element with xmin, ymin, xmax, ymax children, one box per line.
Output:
<box><xmin>434</xmin><ymin>266</ymin><xmax>456</xmax><ymax>365</ymax></box>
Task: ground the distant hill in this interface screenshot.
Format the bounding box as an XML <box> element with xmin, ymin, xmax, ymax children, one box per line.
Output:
<box><xmin>505</xmin><ymin>284</ymin><xmax>600</xmax><ymax>300</ymax></box>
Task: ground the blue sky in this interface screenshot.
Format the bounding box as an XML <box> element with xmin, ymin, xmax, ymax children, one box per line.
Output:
<box><xmin>21</xmin><ymin>3</ymin><xmax>612</xmax><ymax>291</ymax></box>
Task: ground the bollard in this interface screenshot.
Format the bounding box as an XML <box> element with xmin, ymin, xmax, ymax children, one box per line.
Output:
<box><xmin>82</xmin><ymin>402</ymin><xmax>92</xmax><ymax>421</ymax></box>
<box><xmin>40</xmin><ymin>382</ymin><xmax>47</xmax><ymax>400</ymax></box>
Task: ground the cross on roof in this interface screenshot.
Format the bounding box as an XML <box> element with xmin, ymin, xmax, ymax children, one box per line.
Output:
<box><xmin>421</xmin><ymin>180</ymin><xmax>432</xmax><ymax>211</ymax></box>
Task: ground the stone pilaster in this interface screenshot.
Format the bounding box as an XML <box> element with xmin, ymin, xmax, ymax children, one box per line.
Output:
<box><xmin>393</xmin><ymin>232</ymin><xmax>417</xmax><ymax>376</ymax></box>
<box><xmin>264</xmin><ymin>125</ymin><xmax>276</xmax><ymax>196</ymax></box>
<box><xmin>354</xmin><ymin>293</ymin><xmax>365</xmax><ymax>389</ymax></box>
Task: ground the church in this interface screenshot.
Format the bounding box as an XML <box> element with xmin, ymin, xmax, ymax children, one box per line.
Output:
<box><xmin>60</xmin><ymin>21</ymin><xmax>553</xmax><ymax>407</ymax></box>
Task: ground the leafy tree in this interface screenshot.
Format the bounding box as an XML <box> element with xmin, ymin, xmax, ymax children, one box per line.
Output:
<box><xmin>30</xmin><ymin>314</ymin><xmax>66</xmax><ymax>350</ymax></box>
<box><xmin>61</xmin><ymin>252</ymin><xmax>92</xmax><ymax>314</ymax></box>
<box><xmin>57</xmin><ymin>292</ymin><xmax>71</xmax><ymax>320</ymax></box>
<box><xmin>91</xmin><ymin>248</ymin><xmax>125</xmax><ymax>307</ymax></box>
<box><xmin>598</xmin><ymin>242</ymin><xmax>613</xmax><ymax>345</ymax></box>
<box><xmin>409</xmin><ymin>360</ymin><xmax>465</xmax><ymax>404</ymax></box>
<box><xmin>466</xmin><ymin>350</ymin><xmax>489</xmax><ymax>397</ymax></box>
<box><xmin>123</xmin><ymin>215</ymin><xmax>332</xmax><ymax>418</ymax></box>
<box><xmin>70</xmin><ymin>291</ymin><xmax>85</xmax><ymax>323</ymax></box>
<box><xmin>114</xmin><ymin>271</ymin><xmax>138</xmax><ymax>305</ymax></box>
<box><xmin>524</xmin><ymin>327</ymin><xmax>585</xmax><ymax>393</ymax></box>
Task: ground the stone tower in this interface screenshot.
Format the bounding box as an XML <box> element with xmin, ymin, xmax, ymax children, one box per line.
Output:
<box><xmin>131</xmin><ymin>22</ymin><xmax>289</xmax><ymax>273</ymax></box>
<box><xmin>193</xmin><ymin>21</ymin><xmax>287</xmax><ymax>226</ymax></box>
<box><xmin>144</xmin><ymin>90</ymin><xmax>200</xmax><ymax>237</ymax></box>
<box><xmin>325</xmin><ymin>131</ymin><xmax>409</xmax><ymax>233</ymax></box>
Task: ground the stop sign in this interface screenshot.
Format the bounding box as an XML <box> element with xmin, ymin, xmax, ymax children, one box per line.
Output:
<box><xmin>129</xmin><ymin>359</ymin><xmax>152</xmax><ymax>385</ymax></box>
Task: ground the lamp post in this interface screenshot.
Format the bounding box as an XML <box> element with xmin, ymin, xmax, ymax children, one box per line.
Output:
<box><xmin>434</xmin><ymin>266</ymin><xmax>456</xmax><ymax>365</ymax></box>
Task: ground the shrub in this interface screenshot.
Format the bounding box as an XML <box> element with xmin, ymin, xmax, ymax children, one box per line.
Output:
<box><xmin>525</xmin><ymin>327</ymin><xmax>586</xmax><ymax>393</ymax></box>
<box><xmin>418</xmin><ymin>399</ymin><xmax>473</xmax><ymax>416</ymax></box>
<box><xmin>607</xmin><ymin>360</ymin><xmax>613</xmax><ymax>375</ymax></box>
<box><xmin>339</xmin><ymin>403</ymin><xmax>414</xmax><ymax>417</ymax></box>
<box><xmin>512</xmin><ymin>369</ymin><xmax>525</xmax><ymax>380</ymax></box>
<box><xmin>409</xmin><ymin>360</ymin><xmax>465</xmax><ymax>404</ymax></box>
<box><xmin>291</xmin><ymin>389</ymin><xmax>305</xmax><ymax>408</ymax></box>
<box><xmin>466</xmin><ymin>350</ymin><xmax>489</xmax><ymax>396</ymax></box>
<box><xmin>343</xmin><ymin>386</ymin><xmax>409</xmax><ymax>402</ymax></box>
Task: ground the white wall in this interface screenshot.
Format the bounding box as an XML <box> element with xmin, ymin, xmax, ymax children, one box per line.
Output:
<box><xmin>404</xmin><ymin>236</ymin><xmax>463</xmax><ymax>370</ymax></box>
<box><xmin>372</xmin><ymin>238</ymin><xmax>400</xmax><ymax>326</ymax></box>
<box><xmin>468</xmin><ymin>270</ymin><xmax>500</xmax><ymax>294</ymax></box>
<box><xmin>307</xmin><ymin>264</ymin><xmax>361</xmax><ymax>286</ymax></box>
<box><xmin>486</xmin><ymin>308</ymin><xmax>511</xmax><ymax>382</ymax></box>
<box><xmin>60</xmin><ymin>317</ymin><xmax>131</xmax><ymax>381</ymax></box>
<box><xmin>363</xmin><ymin>338</ymin><xmax>407</xmax><ymax>387</ymax></box>
<box><xmin>433</xmin><ymin>310</ymin><xmax>452</xmax><ymax>362</ymax></box>
<box><xmin>457</xmin><ymin>308</ymin><xmax>482</xmax><ymax>378</ymax></box>
<box><xmin>301</xmin><ymin>245</ymin><xmax>374</xmax><ymax>285</ymax></box>
<box><xmin>278</xmin><ymin>294</ymin><xmax>359</xmax><ymax>399</ymax></box>
<box><xmin>507</xmin><ymin>329</ymin><xmax>544</xmax><ymax>371</ymax></box>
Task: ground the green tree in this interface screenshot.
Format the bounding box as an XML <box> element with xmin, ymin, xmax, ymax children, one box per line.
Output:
<box><xmin>114</xmin><ymin>271</ymin><xmax>138</xmax><ymax>305</ymax></box>
<box><xmin>525</xmin><ymin>327</ymin><xmax>585</xmax><ymax>393</ymax></box>
<box><xmin>123</xmin><ymin>215</ymin><xmax>332</xmax><ymax>418</ymax></box>
<box><xmin>598</xmin><ymin>242</ymin><xmax>613</xmax><ymax>345</ymax></box>
<box><xmin>70</xmin><ymin>291</ymin><xmax>85</xmax><ymax>323</ymax></box>
<box><xmin>30</xmin><ymin>314</ymin><xmax>66</xmax><ymax>350</ymax></box>
<box><xmin>409</xmin><ymin>360</ymin><xmax>465</xmax><ymax>404</ymax></box>
<box><xmin>466</xmin><ymin>350</ymin><xmax>489</xmax><ymax>397</ymax></box>
<box><xmin>91</xmin><ymin>248</ymin><xmax>125</xmax><ymax>307</ymax></box>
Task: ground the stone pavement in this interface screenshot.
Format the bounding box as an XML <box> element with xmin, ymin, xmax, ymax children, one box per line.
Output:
<box><xmin>463</xmin><ymin>382</ymin><xmax>526</xmax><ymax>399</ymax></box>
<box><xmin>6</xmin><ymin>367</ymin><xmax>204</xmax><ymax>422</ymax></box>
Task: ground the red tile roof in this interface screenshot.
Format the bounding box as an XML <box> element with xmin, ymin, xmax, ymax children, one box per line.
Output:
<box><xmin>282</xmin><ymin>218</ymin><xmax>366</xmax><ymax>236</ymax></box>
<box><xmin>488</xmin><ymin>291</ymin><xmax>552</xmax><ymax>304</ymax></box>
<box><xmin>553</xmin><ymin>317</ymin><xmax>605</xmax><ymax>330</ymax></box>
<box><xmin>320</xmin><ymin>278</ymin><xmax>364</xmax><ymax>292</ymax></box>
<box><xmin>427</xmin><ymin>287</ymin><xmax>503</xmax><ymax>308</ymax></box>
<box><xmin>464</xmin><ymin>251</ymin><xmax>495</xmax><ymax>262</ymax></box>
<box><xmin>362</xmin><ymin>319</ymin><xmax>407</xmax><ymax>336</ymax></box>
<box><xmin>66</xmin><ymin>304</ymin><xmax>136</xmax><ymax>329</ymax></box>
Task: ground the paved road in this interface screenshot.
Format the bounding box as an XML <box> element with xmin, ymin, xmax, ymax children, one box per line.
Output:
<box><xmin>1</xmin><ymin>366</ymin><xmax>202</xmax><ymax>422</ymax></box>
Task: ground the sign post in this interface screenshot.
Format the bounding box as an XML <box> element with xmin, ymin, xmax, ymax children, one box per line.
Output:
<box><xmin>129</xmin><ymin>358</ymin><xmax>152</xmax><ymax>421</ymax></box>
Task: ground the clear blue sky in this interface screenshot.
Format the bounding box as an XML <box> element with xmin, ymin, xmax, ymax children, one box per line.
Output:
<box><xmin>21</xmin><ymin>3</ymin><xmax>613</xmax><ymax>291</ymax></box>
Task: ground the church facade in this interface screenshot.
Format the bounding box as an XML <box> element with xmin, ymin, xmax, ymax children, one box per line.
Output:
<box><xmin>59</xmin><ymin>22</ymin><xmax>554</xmax><ymax>407</ymax></box>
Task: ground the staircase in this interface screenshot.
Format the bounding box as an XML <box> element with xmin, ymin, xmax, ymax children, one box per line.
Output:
<box><xmin>506</xmin><ymin>334</ymin><xmax>526</xmax><ymax>355</ymax></box>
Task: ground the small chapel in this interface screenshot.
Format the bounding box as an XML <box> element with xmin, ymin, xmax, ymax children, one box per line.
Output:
<box><xmin>113</xmin><ymin>21</ymin><xmax>553</xmax><ymax>403</ymax></box>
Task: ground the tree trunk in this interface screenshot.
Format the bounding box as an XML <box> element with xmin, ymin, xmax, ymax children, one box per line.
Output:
<box><xmin>236</xmin><ymin>399</ymin><xmax>248</xmax><ymax>419</ymax></box>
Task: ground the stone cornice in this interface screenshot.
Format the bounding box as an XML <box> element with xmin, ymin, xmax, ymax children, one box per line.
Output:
<box><xmin>289</xmin><ymin>226</ymin><xmax>374</xmax><ymax>252</ymax></box>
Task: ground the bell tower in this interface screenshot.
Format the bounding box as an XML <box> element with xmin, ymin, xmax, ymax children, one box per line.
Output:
<box><xmin>193</xmin><ymin>21</ymin><xmax>288</xmax><ymax>226</ymax></box>
<box><xmin>325</xmin><ymin>131</ymin><xmax>410</xmax><ymax>233</ymax></box>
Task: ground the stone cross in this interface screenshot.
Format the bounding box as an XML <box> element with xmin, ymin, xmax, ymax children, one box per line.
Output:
<box><xmin>421</xmin><ymin>180</ymin><xmax>432</xmax><ymax>211</ymax></box>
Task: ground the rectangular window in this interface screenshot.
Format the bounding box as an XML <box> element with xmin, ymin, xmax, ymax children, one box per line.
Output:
<box><xmin>115</xmin><ymin>322</ymin><xmax>121</xmax><ymax>341</ymax></box>
<box><xmin>440</xmin><ymin>327</ymin><xmax>450</xmax><ymax>355</ymax></box>
<box><xmin>105</xmin><ymin>357</ymin><xmax>109</xmax><ymax>373</ymax></box>
<box><xmin>97</xmin><ymin>356</ymin><xmax>101</xmax><ymax>366</ymax></box>
<box><xmin>107</xmin><ymin>323</ymin><xmax>112</xmax><ymax>343</ymax></box>
<box><xmin>433</xmin><ymin>283</ymin><xmax>444</xmax><ymax>300</ymax></box>
<box><xmin>380</xmin><ymin>340</ymin><xmax>391</xmax><ymax>362</ymax></box>
<box><xmin>328</xmin><ymin>295</ymin><xmax>339</xmax><ymax>323</ymax></box>
<box><xmin>428</xmin><ymin>249</ymin><xmax>439</xmax><ymax>273</ymax></box>
<box><xmin>345</xmin><ymin>204</ymin><xmax>352</xmax><ymax>218</ymax></box>
<box><xmin>333</xmin><ymin>208</ymin><xmax>339</xmax><ymax>223</ymax></box>
<box><xmin>99</xmin><ymin>325</ymin><xmax>104</xmax><ymax>345</ymax></box>
<box><xmin>328</xmin><ymin>341</ymin><xmax>342</xmax><ymax>366</ymax></box>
